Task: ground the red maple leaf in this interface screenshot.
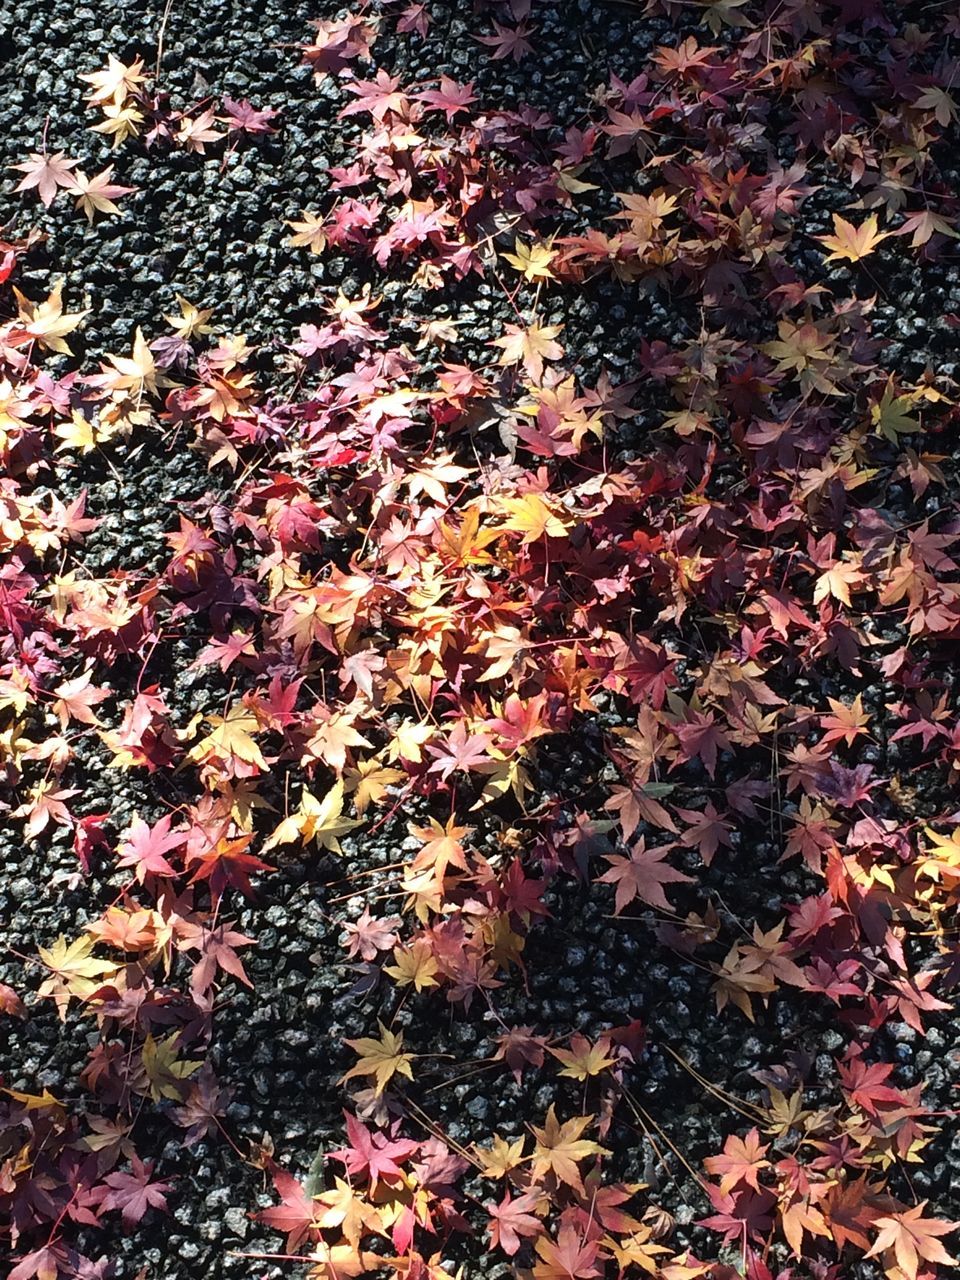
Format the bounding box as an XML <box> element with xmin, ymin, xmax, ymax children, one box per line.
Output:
<box><xmin>475</xmin><ymin>21</ymin><xmax>535</xmax><ymax>63</ymax></box>
<box><xmin>342</xmin><ymin>907</ymin><xmax>402</xmax><ymax>961</ymax></box>
<box><xmin>416</xmin><ymin>76</ymin><xmax>477</xmax><ymax>122</ymax></box>
<box><xmin>115</xmin><ymin>814</ymin><xmax>186</xmax><ymax>882</ymax></box>
<box><xmin>837</xmin><ymin>1056</ymin><xmax>911</xmax><ymax>1119</ymax></box>
<box><xmin>532</xmin><ymin>1224</ymin><xmax>601</xmax><ymax>1279</ymax></box>
<box><xmin>486</xmin><ymin>1189</ymin><xmax>543</xmax><ymax>1256</ymax></box>
<box><xmin>426</xmin><ymin>722</ymin><xmax>493</xmax><ymax>779</ymax></box>
<box><xmin>493</xmin><ymin>1025</ymin><xmax>549</xmax><ymax>1083</ymax></box>
<box><xmin>186</xmin><ymin>833</ymin><xmax>273</xmax><ymax>902</ymax></box>
<box><xmin>73</xmin><ymin>811</ymin><xmax>111</xmax><ymax>874</ymax></box>
<box><xmin>674</xmin><ymin>801</ymin><xmax>733</xmax><ymax>865</ymax></box>
<box><xmin>339</xmin><ymin>69</ymin><xmax>408</xmax><ymax>121</ymax></box>
<box><xmin>255</xmin><ymin>1161</ymin><xmax>319</xmax><ymax>1250</ymax></box>
<box><xmin>800</xmin><ymin>957</ymin><xmax>862</xmax><ymax>1003</ymax></box>
<box><xmin>598</xmin><ymin>838</ymin><xmax>693</xmax><ymax>914</ymax></box>
<box><xmin>102</xmin><ymin>1154</ymin><xmax>173</xmax><ymax>1229</ymax></box>
<box><xmin>672</xmin><ymin>709</ymin><xmax>731</xmax><ymax>778</ymax></box>
<box><xmin>330</xmin><ymin>1111</ymin><xmax>419</xmax><ymax>1185</ymax></box>
<box><xmin>185</xmin><ymin>923</ymin><xmax>257</xmax><ymax>995</ymax></box>
<box><xmin>220</xmin><ymin>97</ymin><xmax>279</xmax><ymax>135</ymax></box>
<box><xmin>497</xmin><ymin>858</ymin><xmax>551</xmax><ymax>921</ymax></box>
<box><xmin>699</xmin><ymin>1184</ymin><xmax>776</xmax><ymax>1246</ymax></box>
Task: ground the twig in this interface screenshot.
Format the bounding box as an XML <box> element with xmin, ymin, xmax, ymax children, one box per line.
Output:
<box><xmin>155</xmin><ymin>0</ymin><xmax>175</xmax><ymax>85</ymax></box>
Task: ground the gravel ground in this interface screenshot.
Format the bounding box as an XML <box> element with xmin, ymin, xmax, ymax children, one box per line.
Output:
<box><xmin>3</xmin><ymin>2</ymin><xmax>960</xmax><ymax>1279</ymax></box>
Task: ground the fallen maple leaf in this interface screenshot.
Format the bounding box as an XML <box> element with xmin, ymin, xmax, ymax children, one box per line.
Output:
<box><xmin>0</xmin><ymin>982</ymin><xmax>26</xmax><ymax>1018</ymax></box>
<box><xmin>37</xmin><ymin>934</ymin><xmax>118</xmax><ymax>1019</ymax></box>
<box><xmin>864</xmin><ymin>1201</ymin><xmax>957</xmax><ymax>1280</ymax></box>
<box><xmin>548</xmin><ymin>1034</ymin><xmax>617</xmax><ymax>1082</ymax></box>
<box><xmin>102</xmin><ymin>1154</ymin><xmax>173</xmax><ymax>1229</ymax></box>
<box><xmin>492</xmin><ymin>322</ymin><xmax>564</xmax><ymax>381</ymax></box>
<box><xmin>497</xmin><ymin>492</ymin><xmax>574</xmax><ymax>544</ymax></box>
<box><xmin>529</xmin><ymin>1106</ymin><xmax>609</xmax><ymax>1194</ymax></box>
<box><xmin>598</xmin><ymin>838</ymin><xmax>693</xmax><ymax>914</ymax></box>
<box><xmin>502</xmin><ymin>237</ymin><xmax>558</xmax><ymax>282</ymax></box>
<box><xmin>115</xmin><ymin>814</ymin><xmax>186</xmax><ymax>882</ymax></box>
<box><xmin>186</xmin><ymin>704</ymin><xmax>269</xmax><ymax>773</ymax></box>
<box><xmin>140</xmin><ymin>1030</ymin><xmax>203</xmax><ymax>1102</ymax></box>
<box><xmin>384</xmin><ymin>940</ymin><xmax>440</xmax><ymax>992</ymax></box>
<box><xmin>532</xmin><ymin>1224</ymin><xmax>602</xmax><ymax>1280</ymax></box>
<box><xmin>50</xmin><ymin>669</ymin><xmax>110</xmax><ymax>729</ymax></box>
<box><xmin>262</xmin><ymin>780</ymin><xmax>360</xmax><ymax>854</ymax></box>
<box><xmin>330</xmin><ymin>1110</ymin><xmax>419</xmax><ymax>1186</ymax></box>
<box><xmin>486</xmin><ymin>1189</ymin><xmax>544</xmax><ymax>1255</ymax></box>
<box><xmin>341</xmin><ymin>1022</ymin><xmax>415</xmax><ymax>1096</ymax></box>
<box><xmin>80</xmin><ymin>53</ymin><xmax>148</xmax><ymax>106</ymax></box>
<box><xmin>10</xmin><ymin>150</ymin><xmax>79</xmax><ymax>207</ymax></box>
<box><xmin>812</xmin><ymin>557</ymin><xmax>865</xmax><ymax>608</ymax></box>
<box><xmin>255</xmin><ymin>1162</ymin><xmax>320</xmax><ymax>1250</ymax></box>
<box><xmin>12</xmin><ymin>281</ymin><xmax>88</xmax><ymax>355</ymax></box>
<box><xmin>703</xmin><ymin>1128</ymin><xmax>770</xmax><ymax>1195</ymax></box>
<box><xmin>68</xmin><ymin>165</ymin><xmax>136</xmax><ymax>223</ymax></box>
<box><xmin>287</xmin><ymin>210</ymin><xmax>328</xmax><ymax>254</ymax></box>
<box><xmin>475</xmin><ymin>20</ymin><xmax>536</xmax><ymax>63</ymax></box>
<box><xmin>816</xmin><ymin>213</ymin><xmax>891</xmax><ymax>264</ymax></box>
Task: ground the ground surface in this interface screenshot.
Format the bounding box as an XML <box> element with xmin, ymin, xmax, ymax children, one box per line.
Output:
<box><xmin>3</xmin><ymin>3</ymin><xmax>960</xmax><ymax>1280</ymax></box>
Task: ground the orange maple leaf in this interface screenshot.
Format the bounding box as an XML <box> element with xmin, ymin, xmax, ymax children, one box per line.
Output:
<box><xmin>864</xmin><ymin>1202</ymin><xmax>957</xmax><ymax>1280</ymax></box>
<box><xmin>529</xmin><ymin>1106</ymin><xmax>609</xmax><ymax>1194</ymax></box>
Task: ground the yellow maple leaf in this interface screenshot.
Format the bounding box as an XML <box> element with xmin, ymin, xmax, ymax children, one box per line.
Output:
<box><xmin>164</xmin><ymin>294</ymin><xmax>215</xmax><ymax>340</ymax></box>
<box><xmin>548</xmin><ymin>1034</ymin><xmax>618</xmax><ymax>1082</ymax></box>
<box><xmin>604</xmin><ymin>1227</ymin><xmax>671</xmax><ymax>1275</ymax></box>
<box><xmin>13</xmin><ymin>282</ymin><xmax>88</xmax><ymax>355</ymax></box>
<box><xmin>2</xmin><ymin>1087</ymin><xmax>65</xmax><ymax>1117</ymax></box>
<box><xmin>344</xmin><ymin>758</ymin><xmax>405</xmax><ymax>815</ymax></box>
<box><xmin>80</xmin><ymin>54</ymin><xmax>148</xmax><ymax>106</ymax></box>
<box><xmin>315</xmin><ymin>1177</ymin><xmax>385</xmax><ymax>1246</ymax></box>
<box><xmin>383</xmin><ymin>941</ymin><xmax>439</xmax><ymax>992</ymax></box>
<box><xmin>90</xmin><ymin>101</ymin><xmax>145</xmax><ymax>148</ymax></box>
<box><xmin>497</xmin><ymin>493</ymin><xmax>574</xmax><ymax>544</ymax></box>
<box><xmin>529</xmin><ymin>1106</ymin><xmax>609</xmax><ymax>1194</ymax></box>
<box><xmin>436</xmin><ymin>504</ymin><xmax>500</xmax><ymax>567</ymax></box>
<box><xmin>98</xmin><ymin>327</ymin><xmax>158</xmax><ymax>398</ymax></box>
<box><xmin>918</xmin><ymin>827</ymin><xmax>960</xmax><ymax>886</ymax></box>
<box><xmin>341</xmin><ymin>1022</ymin><xmax>414</xmax><ymax>1096</ymax></box>
<box><xmin>816</xmin><ymin>213</ymin><xmax>890</xmax><ymax>263</ymax></box>
<box><xmin>141</xmin><ymin>1030</ymin><xmax>203</xmax><ymax>1101</ymax></box>
<box><xmin>53</xmin><ymin>409</ymin><xmax>105</xmax><ymax>454</ymax></box>
<box><xmin>812</xmin><ymin>558</ymin><xmax>865</xmax><ymax>608</ymax></box>
<box><xmin>475</xmin><ymin>1134</ymin><xmax>527</xmax><ymax>1179</ymax></box>
<box><xmin>186</xmin><ymin>704</ymin><xmax>269</xmax><ymax>772</ymax></box>
<box><xmin>401</xmin><ymin>865</ymin><xmax>445</xmax><ymax>923</ymax></box>
<box><xmin>502</xmin><ymin>236</ymin><xmax>557</xmax><ymax>282</ymax></box>
<box><xmin>385</xmin><ymin>718</ymin><xmax>434</xmax><ymax>765</ymax></box>
<box><xmin>262</xmin><ymin>780</ymin><xmax>360</xmax><ymax>854</ymax></box>
<box><xmin>286</xmin><ymin>211</ymin><xmax>327</xmax><ymax>254</ymax></box>
<box><xmin>492</xmin><ymin>322</ymin><xmax>564</xmax><ymax>381</ymax></box>
<box><xmin>37</xmin><ymin>934</ymin><xmax>118</xmax><ymax>1019</ymax></box>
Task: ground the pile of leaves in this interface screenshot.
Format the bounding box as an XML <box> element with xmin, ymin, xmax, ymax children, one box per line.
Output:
<box><xmin>4</xmin><ymin>1</ymin><xmax>960</xmax><ymax>1278</ymax></box>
